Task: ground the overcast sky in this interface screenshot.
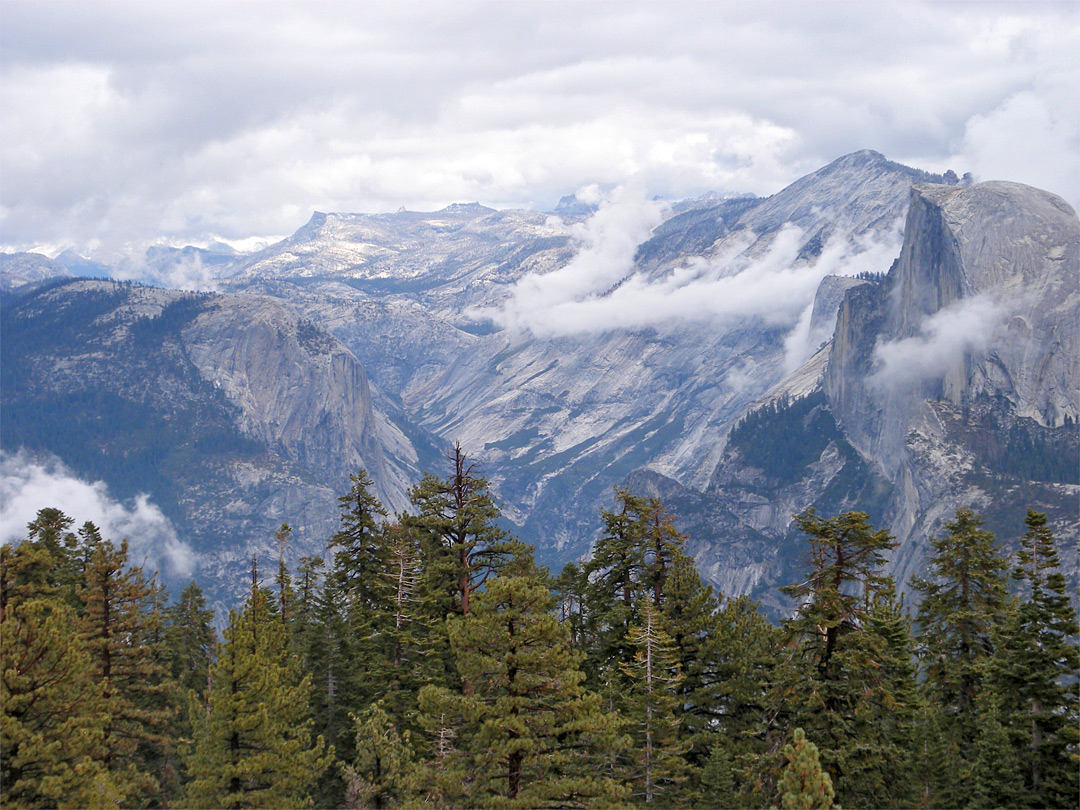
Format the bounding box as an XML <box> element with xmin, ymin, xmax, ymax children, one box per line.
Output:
<box><xmin>1</xmin><ymin>0</ymin><xmax>1077</xmax><ymax>258</ymax></box>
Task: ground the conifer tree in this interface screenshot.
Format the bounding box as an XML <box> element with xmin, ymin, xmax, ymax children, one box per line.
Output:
<box><xmin>165</xmin><ymin>581</ymin><xmax>217</xmax><ymax>702</ymax></box>
<box><xmin>417</xmin><ymin>553</ymin><xmax>628</xmax><ymax>808</ymax></box>
<box><xmin>766</xmin><ymin>509</ymin><xmax>904</xmax><ymax>807</ymax></box>
<box><xmin>25</xmin><ymin>508</ymin><xmax>82</xmax><ymax>602</ymax></box>
<box><xmin>409</xmin><ymin>443</ymin><xmax>524</xmax><ymax>700</ymax></box>
<box><xmin>183</xmin><ymin>585</ymin><xmax>332</xmax><ymax>809</ymax></box>
<box><xmin>80</xmin><ymin>534</ymin><xmax>176</xmax><ymax>804</ymax></box>
<box><xmin>698</xmin><ymin>741</ymin><xmax>737</xmax><ymax>810</ymax></box>
<box><xmin>968</xmin><ymin>686</ymin><xmax>1026</xmax><ymax>810</ymax></box>
<box><xmin>370</xmin><ymin>521</ymin><xmax>440</xmax><ymax>731</ymax></box>
<box><xmin>329</xmin><ymin>471</ymin><xmax>389</xmax><ymax>606</ymax></box>
<box><xmin>164</xmin><ymin>580</ymin><xmax>217</xmax><ymax>799</ymax></box>
<box><xmin>619</xmin><ymin>597</ymin><xmax>689</xmax><ymax>805</ymax></box>
<box><xmin>912</xmin><ymin>507</ymin><xmax>1011</xmax><ymax>806</ymax></box>
<box><xmin>409</xmin><ymin>443</ymin><xmax>520</xmax><ymax>621</ymax></box>
<box><xmin>1</xmin><ymin>509</ymin><xmax>80</xmax><ymax>615</ymax></box>
<box><xmin>778</xmin><ymin>728</ymin><xmax>834</xmax><ymax>810</ymax></box>
<box><xmin>659</xmin><ymin>550</ymin><xmax>723</xmax><ymax>763</ymax></box>
<box><xmin>274</xmin><ymin>522</ymin><xmax>297</xmax><ymax>623</ymax></box>
<box><xmin>1</xmin><ymin>595</ymin><xmax>121</xmax><ymax>809</ymax></box>
<box><xmin>988</xmin><ymin>509</ymin><xmax>1079</xmax><ymax>807</ymax></box>
<box><xmin>578</xmin><ymin>487</ymin><xmax>650</xmax><ymax>690</ymax></box>
<box><xmin>340</xmin><ymin>700</ymin><xmax>415</xmax><ymax>810</ymax></box>
<box><xmin>705</xmin><ymin>594</ymin><xmax>782</xmax><ymax>805</ymax></box>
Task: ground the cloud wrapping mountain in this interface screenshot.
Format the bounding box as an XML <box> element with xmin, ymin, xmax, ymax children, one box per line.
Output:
<box><xmin>0</xmin><ymin>450</ymin><xmax>196</xmax><ymax>578</ymax></box>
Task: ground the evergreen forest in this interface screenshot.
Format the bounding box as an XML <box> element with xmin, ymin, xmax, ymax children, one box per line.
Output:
<box><xmin>2</xmin><ymin>445</ymin><xmax>1077</xmax><ymax>809</ymax></box>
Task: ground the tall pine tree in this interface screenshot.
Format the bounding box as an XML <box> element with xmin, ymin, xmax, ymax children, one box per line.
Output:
<box><xmin>988</xmin><ymin>509</ymin><xmax>1079</xmax><ymax>808</ymax></box>
<box><xmin>183</xmin><ymin>585</ymin><xmax>331</xmax><ymax>809</ymax></box>
<box><xmin>416</xmin><ymin>553</ymin><xmax>628</xmax><ymax>808</ymax></box>
<box><xmin>912</xmin><ymin>507</ymin><xmax>1011</xmax><ymax>807</ymax></box>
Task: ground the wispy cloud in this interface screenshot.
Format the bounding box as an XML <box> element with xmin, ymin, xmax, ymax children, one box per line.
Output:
<box><xmin>476</xmin><ymin>197</ymin><xmax>903</xmax><ymax>340</ymax></box>
<box><xmin>870</xmin><ymin>295</ymin><xmax>1006</xmax><ymax>390</ymax></box>
<box><xmin>0</xmin><ymin>450</ymin><xmax>196</xmax><ymax>579</ymax></box>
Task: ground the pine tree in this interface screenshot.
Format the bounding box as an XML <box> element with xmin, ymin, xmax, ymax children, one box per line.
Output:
<box><xmin>409</xmin><ymin>443</ymin><xmax>520</xmax><ymax>620</ymax></box>
<box><xmin>80</xmin><ymin>534</ymin><xmax>176</xmax><ymax>804</ymax></box>
<box><xmin>416</xmin><ymin>553</ymin><xmax>629</xmax><ymax>808</ymax></box>
<box><xmin>988</xmin><ymin>509</ymin><xmax>1080</xmax><ymax>808</ymax></box>
<box><xmin>778</xmin><ymin>728</ymin><xmax>834</xmax><ymax>810</ymax></box>
<box><xmin>274</xmin><ymin>522</ymin><xmax>297</xmax><ymax>623</ymax></box>
<box><xmin>638</xmin><ymin>496</ymin><xmax>688</xmax><ymax>609</ymax></box>
<box><xmin>370</xmin><ymin>521</ymin><xmax>440</xmax><ymax>734</ymax></box>
<box><xmin>619</xmin><ymin>597</ymin><xmax>689</xmax><ymax>805</ymax></box>
<box><xmin>165</xmin><ymin>581</ymin><xmax>217</xmax><ymax>702</ymax></box>
<box><xmin>698</xmin><ymin>741</ymin><xmax>737</xmax><ymax>810</ymax></box>
<box><xmin>340</xmin><ymin>700</ymin><xmax>415</xmax><ymax>810</ymax></box>
<box><xmin>707</xmin><ymin>594</ymin><xmax>782</xmax><ymax>807</ymax></box>
<box><xmin>579</xmin><ymin>487</ymin><xmax>649</xmax><ymax>687</ymax></box>
<box><xmin>659</xmin><ymin>550</ymin><xmax>723</xmax><ymax>763</ymax></box>
<box><xmin>164</xmin><ymin>580</ymin><xmax>217</xmax><ymax>799</ymax></box>
<box><xmin>408</xmin><ymin>443</ymin><xmax>524</xmax><ymax>699</ymax></box>
<box><xmin>1</xmin><ymin>596</ymin><xmax>121</xmax><ymax>809</ymax></box>
<box><xmin>912</xmin><ymin>507</ymin><xmax>1011</xmax><ymax>806</ymax></box>
<box><xmin>766</xmin><ymin>509</ymin><xmax>904</xmax><ymax>807</ymax></box>
<box><xmin>1</xmin><ymin>508</ymin><xmax>81</xmax><ymax>616</ymax></box>
<box><xmin>967</xmin><ymin>686</ymin><xmax>1026</xmax><ymax>810</ymax></box>
<box><xmin>182</xmin><ymin>586</ymin><xmax>332</xmax><ymax>809</ymax></box>
<box><xmin>328</xmin><ymin>471</ymin><xmax>389</xmax><ymax>607</ymax></box>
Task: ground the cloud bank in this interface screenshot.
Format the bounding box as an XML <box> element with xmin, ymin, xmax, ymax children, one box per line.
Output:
<box><xmin>476</xmin><ymin>194</ymin><xmax>903</xmax><ymax>341</ymax></box>
<box><xmin>0</xmin><ymin>450</ymin><xmax>196</xmax><ymax>579</ymax></box>
<box><xmin>0</xmin><ymin>1</ymin><xmax>1075</xmax><ymax>258</ymax></box>
<box><xmin>870</xmin><ymin>295</ymin><xmax>1006</xmax><ymax>391</ymax></box>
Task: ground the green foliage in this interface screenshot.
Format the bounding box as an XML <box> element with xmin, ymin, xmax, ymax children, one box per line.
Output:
<box><xmin>340</xmin><ymin>700</ymin><xmax>415</xmax><ymax>810</ymax></box>
<box><xmin>408</xmin><ymin>443</ymin><xmax>522</xmax><ymax>623</ymax></box>
<box><xmin>417</xmin><ymin>553</ymin><xmax>629</xmax><ymax>808</ymax></box>
<box><xmin>81</xmin><ymin>535</ymin><xmax>177</xmax><ymax>804</ymax></box>
<box><xmin>987</xmin><ymin>510</ymin><xmax>1080</xmax><ymax>808</ymax></box>
<box><xmin>912</xmin><ymin>507</ymin><xmax>1012</xmax><ymax>807</ymax></box>
<box><xmin>5</xmin><ymin>482</ymin><xmax>1073</xmax><ymax>810</ymax></box>
<box><xmin>619</xmin><ymin>598</ymin><xmax>690</xmax><ymax>805</ymax></box>
<box><xmin>328</xmin><ymin>471</ymin><xmax>389</xmax><ymax>604</ymax></box>
<box><xmin>1</xmin><ymin>597</ymin><xmax>120</xmax><ymax>809</ymax></box>
<box><xmin>698</xmin><ymin>742</ymin><xmax>737</xmax><ymax>810</ymax></box>
<box><xmin>778</xmin><ymin>729</ymin><xmax>834</xmax><ymax>810</ymax></box>
<box><xmin>183</xmin><ymin>587</ymin><xmax>332</xmax><ymax>809</ymax></box>
<box><xmin>766</xmin><ymin>510</ymin><xmax>913</xmax><ymax>808</ymax></box>
<box><xmin>726</xmin><ymin>393</ymin><xmax>840</xmax><ymax>485</ymax></box>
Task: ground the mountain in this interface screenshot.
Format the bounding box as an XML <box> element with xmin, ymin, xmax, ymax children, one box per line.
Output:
<box><xmin>217</xmin><ymin>150</ymin><xmax>959</xmax><ymax>568</ymax></box>
<box><xmin>0</xmin><ymin>279</ymin><xmax>438</xmax><ymax>612</ymax></box>
<box><xmin>4</xmin><ymin>151</ymin><xmax>1073</xmax><ymax>613</ymax></box>
<box><xmin>656</xmin><ymin>180</ymin><xmax>1078</xmax><ymax>614</ymax></box>
<box><xmin>0</xmin><ymin>252</ymin><xmax>71</xmax><ymax>291</ymax></box>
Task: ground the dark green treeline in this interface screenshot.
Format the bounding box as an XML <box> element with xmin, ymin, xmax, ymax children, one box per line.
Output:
<box><xmin>2</xmin><ymin>445</ymin><xmax>1077</xmax><ymax>809</ymax></box>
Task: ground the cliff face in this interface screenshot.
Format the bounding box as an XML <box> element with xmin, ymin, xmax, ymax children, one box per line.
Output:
<box><xmin>690</xmin><ymin>181</ymin><xmax>1079</xmax><ymax>609</ymax></box>
<box><xmin>827</xmin><ymin>181</ymin><xmax>1079</xmax><ymax>474</ymax></box>
<box><xmin>0</xmin><ymin>280</ymin><xmax>427</xmax><ymax>609</ymax></box>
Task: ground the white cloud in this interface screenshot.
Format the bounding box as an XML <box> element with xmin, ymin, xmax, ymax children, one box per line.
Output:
<box><xmin>0</xmin><ymin>1</ymin><xmax>1076</xmax><ymax>256</ymax></box>
<box><xmin>0</xmin><ymin>450</ymin><xmax>196</xmax><ymax>579</ymax></box>
<box><xmin>870</xmin><ymin>295</ymin><xmax>1006</xmax><ymax>391</ymax></box>
<box><xmin>476</xmin><ymin>202</ymin><xmax>903</xmax><ymax>340</ymax></box>
<box><xmin>959</xmin><ymin>90</ymin><xmax>1079</xmax><ymax>211</ymax></box>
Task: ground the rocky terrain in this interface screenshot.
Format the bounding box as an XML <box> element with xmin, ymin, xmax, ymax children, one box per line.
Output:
<box><xmin>0</xmin><ymin>280</ymin><xmax>436</xmax><ymax>610</ymax></box>
<box><xmin>3</xmin><ymin>151</ymin><xmax>1075</xmax><ymax>611</ymax></box>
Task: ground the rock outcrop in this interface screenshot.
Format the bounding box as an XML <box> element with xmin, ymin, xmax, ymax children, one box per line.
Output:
<box><xmin>0</xmin><ymin>279</ymin><xmax>428</xmax><ymax>610</ymax></box>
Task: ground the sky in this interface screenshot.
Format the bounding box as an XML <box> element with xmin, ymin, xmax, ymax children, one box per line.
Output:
<box><xmin>1</xmin><ymin>0</ymin><xmax>1077</xmax><ymax>259</ymax></box>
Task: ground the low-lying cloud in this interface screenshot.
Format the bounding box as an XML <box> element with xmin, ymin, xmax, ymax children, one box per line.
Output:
<box><xmin>870</xmin><ymin>295</ymin><xmax>1006</xmax><ymax>391</ymax></box>
<box><xmin>0</xmin><ymin>450</ymin><xmax>196</xmax><ymax>579</ymax></box>
<box><xmin>2</xmin><ymin>2</ymin><xmax>1075</xmax><ymax>257</ymax></box>
<box><xmin>476</xmin><ymin>194</ymin><xmax>903</xmax><ymax>342</ymax></box>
